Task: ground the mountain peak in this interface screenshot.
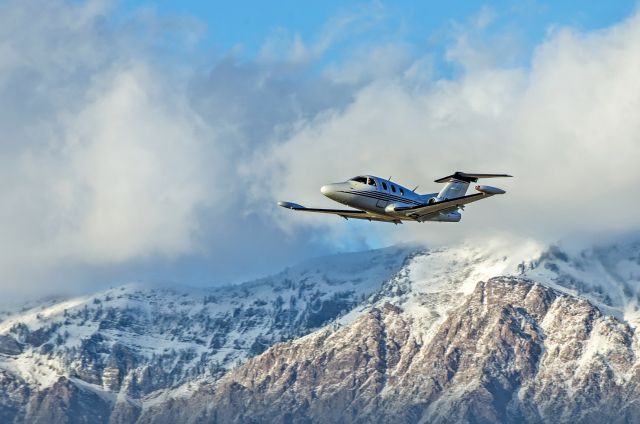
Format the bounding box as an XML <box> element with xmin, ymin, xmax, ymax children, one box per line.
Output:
<box><xmin>3</xmin><ymin>238</ymin><xmax>640</xmax><ymax>423</ymax></box>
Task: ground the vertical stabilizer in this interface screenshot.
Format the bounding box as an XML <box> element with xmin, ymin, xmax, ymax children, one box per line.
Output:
<box><xmin>436</xmin><ymin>180</ymin><xmax>470</xmax><ymax>200</ymax></box>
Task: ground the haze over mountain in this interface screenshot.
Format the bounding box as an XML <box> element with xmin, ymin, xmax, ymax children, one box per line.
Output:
<box><xmin>2</xmin><ymin>237</ymin><xmax>640</xmax><ymax>423</ymax></box>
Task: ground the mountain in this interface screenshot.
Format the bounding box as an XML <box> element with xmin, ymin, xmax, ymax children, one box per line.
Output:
<box><xmin>169</xmin><ymin>277</ymin><xmax>638</xmax><ymax>424</ymax></box>
<box><xmin>2</xmin><ymin>239</ymin><xmax>640</xmax><ymax>423</ymax></box>
<box><xmin>0</xmin><ymin>246</ymin><xmax>413</xmax><ymax>423</ymax></box>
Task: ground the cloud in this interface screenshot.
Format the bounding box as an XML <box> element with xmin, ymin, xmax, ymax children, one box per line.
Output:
<box><xmin>252</xmin><ymin>10</ymin><xmax>640</xmax><ymax>248</ymax></box>
<box><xmin>1</xmin><ymin>0</ymin><xmax>640</xmax><ymax>300</ymax></box>
<box><xmin>258</xmin><ymin>2</ymin><xmax>386</xmax><ymax>64</ymax></box>
<box><xmin>0</xmin><ymin>2</ymin><xmax>221</xmax><ymax>294</ymax></box>
<box><xmin>0</xmin><ymin>0</ymin><xmax>357</xmax><ymax>298</ymax></box>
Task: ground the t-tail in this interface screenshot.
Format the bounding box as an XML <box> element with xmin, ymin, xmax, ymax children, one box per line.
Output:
<box><xmin>434</xmin><ymin>172</ymin><xmax>512</xmax><ymax>200</ymax></box>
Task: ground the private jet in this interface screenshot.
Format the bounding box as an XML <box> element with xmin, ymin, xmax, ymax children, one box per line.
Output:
<box><xmin>278</xmin><ymin>172</ymin><xmax>511</xmax><ymax>224</ymax></box>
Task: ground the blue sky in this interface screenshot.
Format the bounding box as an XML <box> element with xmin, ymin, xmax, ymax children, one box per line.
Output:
<box><xmin>120</xmin><ymin>0</ymin><xmax>638</xmax><ymax>64</ymax></box>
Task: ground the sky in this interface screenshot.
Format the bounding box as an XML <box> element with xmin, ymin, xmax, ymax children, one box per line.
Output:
<box><xmin>1</xmin><ymin>0</ymin><xmax>640</xmax><ymax>300</ymax></box>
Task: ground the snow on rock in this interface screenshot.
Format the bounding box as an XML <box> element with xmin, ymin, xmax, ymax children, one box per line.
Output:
<box><xmin>3</xmin><ymin>238</ymin><xmax>640</xmax><ymax>423</ymax></box>
<box><xmin>172</xmin><ymin>277</ymin><xmax>640</xmax><ymax>424</ymax></box>
<box><xmin>0</xmin><ymin>245</ymin><xmax>413</xmax><ymax>421</ymax></box>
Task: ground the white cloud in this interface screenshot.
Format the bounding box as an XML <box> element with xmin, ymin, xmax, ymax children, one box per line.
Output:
<box><xmin>253</xmin><ymin>11</ymin><xmax>640</xmax><ymax>248</ymax></box>
<box><xmin>0</xmin><ymin>0</ymin><xmax>350</xmax><ymax>297</ymax></box>
<box><xmin>0</xmin><ymin>49</ymin><xmax>218</xmax><ymax>295</ymax></box>
<box><xmin>50</xmin><ymin>65</ymin><xmax>214</xmax><ymax>263</ymax></box>
<box><xmin>2</xmin><ymin>0</ymin><xmax>640</xmax><ymax>299</ymax></box>
<box><xmin>258</xmin><ymin>2</ymin><xmax>386</xmax><ymax>64</ymax></box>
<box><xmin>323</xmin><ymin>42</ymin><xmax>413</xmax><ymax>85</ymax></box>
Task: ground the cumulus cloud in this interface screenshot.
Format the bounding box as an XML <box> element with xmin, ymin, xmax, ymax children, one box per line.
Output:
<box><xmin>253</xmin><ymin>10</ymin><xmax>640</xmax><ymax>248</ymax></box>
<box><xmin>0</xmin><ymin>0</ymin><xmax>350</xmax><ymax>298</ymax></box>
<box><xmin>0</xmin><ymin>1</ymin><xmax>222</xmax><ymax>294</ymax></box>
<box><xmin>2</xmin><ymin>0</ymin><xmax>640</xmax><ymax>300</ymax></box>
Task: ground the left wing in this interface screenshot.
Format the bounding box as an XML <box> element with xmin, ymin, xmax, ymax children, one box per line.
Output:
<box><xmin>278</xmin><ymin>201</ymin><xmax>398</xmax><ymax>223</ymax></box>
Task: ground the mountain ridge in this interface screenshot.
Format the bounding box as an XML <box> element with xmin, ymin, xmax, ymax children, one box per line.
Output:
<box><xmin>2</xmin><ymin>238</ymin><xmax>640</xmax><ymax>423</ymax></box>
<box><xmin>152</xmin><ymin>277</ymin><xmax>638</xmax><ymax>424</ymax></box>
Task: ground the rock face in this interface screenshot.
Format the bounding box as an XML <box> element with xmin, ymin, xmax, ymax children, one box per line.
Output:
<box><xmin>24</xmin><ymin>377</ymin><xmax>113</xmax><ymax>424</ymax></box>
<box><xmin>3</xmin><ymin>240</ymin><xmax>640</xmax><ymax>423</ymax></box>
<box><xmin>149</xmin><ymin>277</ymin><xmax>639</xmax><ymax>424</ymax></box>
<box><xmin>0</xmin><ymin>246</ymin><xmax>412</xmax><ymax>423</ymax></box>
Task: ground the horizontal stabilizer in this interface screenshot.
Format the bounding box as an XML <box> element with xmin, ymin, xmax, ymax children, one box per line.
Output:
<box><xmin>434</xmin><ymin>172</ymin><xmax>512</xmax><ymax>183</ymax></box>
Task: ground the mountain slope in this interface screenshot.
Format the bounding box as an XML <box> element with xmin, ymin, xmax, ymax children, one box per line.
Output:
<box><xmin>3</xmin><ymin>239</ymin><xmax>640</xmax><ymax>423</ymax></box>
<box><xmin>149</xmin><ymin>277</ymin><xmax>640</xmax><ymax>424</ymax></box>
<box><xmin>0</xmin><ymin>246</ymin><xmax>413</xmax><ymax>423</ymax></box>
<box><xmin>137</xmin><ymin>239</ymin><xmax>640</xmax><ymax>424</ymax></box>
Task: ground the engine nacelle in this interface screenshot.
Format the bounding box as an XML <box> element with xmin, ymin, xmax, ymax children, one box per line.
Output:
<box><xmin>385</xmin><ymin>203</ymin><xmax>404</xmax><ymax>214</ymax></box>
<box><xmin>475</xmin><ymin>185</ymin><xmax>506</xmax><ymax>195</ymax></box>
<box><xmin>424</xmin><ymin>211</ymin><xmax>461</xmax><ymax>222</ymax></box>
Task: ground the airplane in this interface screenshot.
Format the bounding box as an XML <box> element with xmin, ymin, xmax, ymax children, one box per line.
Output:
<box><xmin>278</xmin><ymin>171</ymin><xmax>511</xmax><ymax>224</ymax></box>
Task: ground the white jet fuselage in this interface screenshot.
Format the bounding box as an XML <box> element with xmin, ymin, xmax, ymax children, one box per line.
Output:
<box><xmin>321</xmin><ymin>177</ymin><xmax>431</xmax><ymax>217</ymax></box>
<box><xmin>279</xmin><ymin>172</ymin><xmax>511</xmax><ymax>224</ymax></box>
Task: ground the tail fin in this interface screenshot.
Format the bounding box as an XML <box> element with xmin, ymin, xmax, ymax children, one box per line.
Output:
<box><xmin>434</xmin><ymin>172</ymin><xmax>512</xmax><ymax>200</ymax></box>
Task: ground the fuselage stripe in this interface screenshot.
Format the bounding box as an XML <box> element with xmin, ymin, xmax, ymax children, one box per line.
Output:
<box><xmin>347</xmin><ymin>190</ymin><xmax>421</xmax><ymax>204</ymax></box>
<box><xmin>350</xmin><ymin>190</ymin><xmax>421</xmax><ymax>203</ymax></box>
<box><xmin>338</xmin><ymin>190</ymin><xmax>423</xmax><ymax>205</ymax></box>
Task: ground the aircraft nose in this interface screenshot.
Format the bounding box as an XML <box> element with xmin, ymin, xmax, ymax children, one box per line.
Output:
<box><xmin>321</xmin><ymin>183</ymin><xmax>343</xmax><ymax>198</ymax></box>
<box><xmin>320</xmin><ymin>184</ymin><xmax>333</xmax><ymax>196</ymax></box>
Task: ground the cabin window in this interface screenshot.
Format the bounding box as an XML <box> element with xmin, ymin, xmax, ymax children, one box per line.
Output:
<box><xmin>350</xmin><ymin>176</ymin><xmax>368</xmax><ymax>184</ymax></box>
<box><xmin>366</xmin><ymin>177</ymin><xmax>377</xmax><ymax>187</ymax></box>
<box><xmin>381</xmin><ymin>181</ymin><xmax>388</xmax><ymax>190</ymax></box>
<box><xmin>399</xmin><ymin>187</ymin><xmax>405</xmax><ymax>196</ymax></box>
<box><xmin>391</xmin><ymin>184</ymin><xmax>396</xmax><ymax>193</ymax></box>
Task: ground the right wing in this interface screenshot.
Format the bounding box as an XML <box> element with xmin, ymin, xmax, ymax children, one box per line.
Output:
<box><xmin>391</xmin><ymin>191</ymin><xmax>499</xmax><ymax>221</ymax></box>
<box><xmin>278</xmin><ymin>201</ymin><xmax>398</xmax><ymax>223</ymax></box>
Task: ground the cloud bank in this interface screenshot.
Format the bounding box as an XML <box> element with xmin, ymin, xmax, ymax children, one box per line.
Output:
<box><xmin>254</xmin><ymin>9</ymin><xmax>640</xmax><ymax>249</ymax></box>
<box><xmin>0</xmin><ymin>0</ymin><xmax>351</xmax><ymax>297</ymax></box>
<box><xmin>1</xmin><ymin>0</ymin><xmax>639</xmax><ymax>298</ymax></box>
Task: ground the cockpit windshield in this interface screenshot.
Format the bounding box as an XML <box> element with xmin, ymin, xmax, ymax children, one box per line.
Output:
<box><xmin>350</xmin><ymin>176</ymin><xmax>377</xmax><ymax>187</ymax></box>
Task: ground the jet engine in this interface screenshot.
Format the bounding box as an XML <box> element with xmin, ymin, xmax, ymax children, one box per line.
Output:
<box><xmin>428</xmin><ymin>211</ymin><xmax>461</xmax><ymax>222</ymax></box>
<box><xmin>385</xmin><ymin>203</ymin><xmax>403</xmax><ymax>214</ymax></box>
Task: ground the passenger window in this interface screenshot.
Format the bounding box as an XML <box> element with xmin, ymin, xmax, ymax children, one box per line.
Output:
<box><xmin>381</xmin><ymin>182</ymin><xmax>388</xmax><ymax>190</ymax></box>
<box><xmin>399</xmin><ymin>187</ymin><xmax>404</xmax><ymax>196</ymax></box>
<box><xmin>391</xmin><ymin>185</ymin><xmax>396</xmax><ymax>193</ymax></box>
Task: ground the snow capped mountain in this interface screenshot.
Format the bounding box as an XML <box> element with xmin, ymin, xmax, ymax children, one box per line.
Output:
<box><xmin>140</xmin><ymin>239</ymin><xmax>640</xmax><ymax>424</ymax></box>
<box><xmin>182</xmin><ymin>277</ymin><xmax>637</xmax><ymax>424</ymax></box>
<box><xmin>519</xmin><ymin>240</ymin><xmax>640</xmax><ymax>325</ymax></box>
<box><xmin>0</xmin><ymin>245</ymin><xmax>413</xmax><ymax>422</ymax></box>
<box><xmin>2</xmin><ymin>238</ymin><xmax>640</xmax><ymax>423</ymax></box>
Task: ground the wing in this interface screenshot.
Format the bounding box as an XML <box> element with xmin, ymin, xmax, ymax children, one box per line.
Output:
<box><xmin>278</xmin><ymin>201</ymin><xmax>399</xmax><ymax>223</ymax></box>
<box><xmin>391</xmin><ymin>192</ymin><xmax>495</xmax><ymax>221</ymax></box>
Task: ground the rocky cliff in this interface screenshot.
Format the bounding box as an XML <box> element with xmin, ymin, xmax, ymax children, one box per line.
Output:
<box><xmin>168</xmin><ymin>277</ymin><xmax>637</xmax><ymax>424</ymax></box>
<box><xmin>3</xmin><ymin>239</ymin><xmax>640</xmax><ymax>423</ymax></box>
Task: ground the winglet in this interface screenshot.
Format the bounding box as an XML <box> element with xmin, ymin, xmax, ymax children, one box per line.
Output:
<box><xmin>278</xmin><ymin>201</ymin><xmax>305</xmax><ymax>210</ymax></box>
